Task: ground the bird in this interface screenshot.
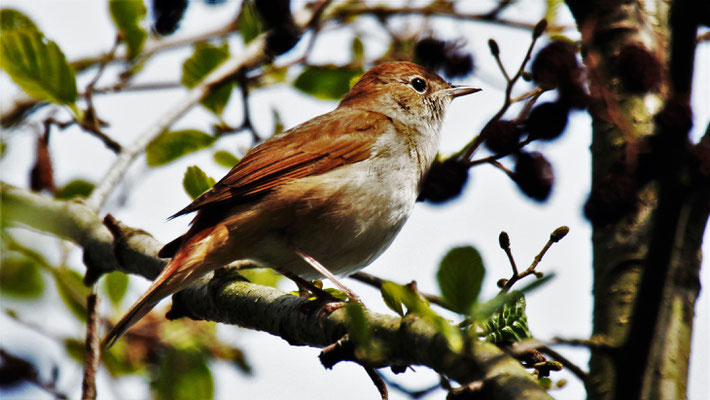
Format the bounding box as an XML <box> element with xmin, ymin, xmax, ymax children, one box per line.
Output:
<box><xmin>104</xmin><ymin>61</ymin><xmax>480</xmax><ymax>347</ymax></box>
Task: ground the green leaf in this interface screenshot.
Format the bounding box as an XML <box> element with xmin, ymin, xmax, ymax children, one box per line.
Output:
<box><xmin>520</xmin><ymin>272</ymin><xmax>555</xmax><ymax>294</ymax></box>
<box><xmin>238</xmin><ymin>268</ymin><xmax>281</xmax><ymax>288</ymax></box>
<box><xmin>272</xmin><ymin>109</ymin><xmax>284</xmax><ymax>135</ymax></box>
<box><xmin>183</xmin><ymin>166</ymin><xmax>215</xmax><ymax>200</ymax></box>
<box><xmin>483</xmin><ymin>291</ymin><xmax>532</xmax><ymax>344</ymax></box>
<box><xmin>109</xmin><ymin>0</ymin><xmax>147</xmax><ymax>59</ymax></box>
<box><xmin>52</xmin><ymin>266</ymin><xmax>89</xmax><ymax>320</ymax></box>
<box><xmin>544</xmin><ymin>0</ymin><xmax>563</xmax><ymax>27</ymax></box>
<box><xmin>1</xmin><ymin>9</ymin><xmax>38</xmax><ymax>32</ymax></box>
<box><xmin>236</xmin><ymin>0</ymin><xmax>263</xmax><ymax>44</ymax></box>
<box><xmin>151</xmin><ymin>349</ymin><xmax>214</xmax><ymax>400</ymax></box>
<box><xmin>146</xmin><ymin>130</ymin><xmax>216</xmax><ymax>167</ymax></box>
<box><xmin>0</xmin><ymin>140</ymin><xmax>5</xmax><ymax>159</ymax></box>
<box><xmin>345</xmin><ymin>302</ymin><xmax>370</xmax><ymax>346</ymax></box>
<box><xmin>102</xmin><ymin>340</ymin><xmax>143</xmax><ymax>376</ymax></box>
<box><xmin>64</xmin><ymin>338</ymin><xmax>84</xmax><ymax>363</ymax></box>
<box><xmin>67</xmin><ymin>338</ymin><xmax>141</xmax><ymax>376</ymax></box>
<box><xmin>437</xmin><ymin>246</ymin><xmax>485</xmax><ymax>314</ymax></box>
<box><xmin>182</xmin><ymin>42</ymin><xmax>233</xmax><ymax>115</ymax></box>
<box><xmin>213</xmin><ymin>150</ymin><xmax>240</xmax><ymax>168</ymax></box>
<box><xmin>294</xmin><ymin>65</ymin><xmax>363</xmax><ymax>100</ymax></box>
<box><xmin>380</xmin><ymin>281</ymin><xmax>405</xmax><ymax>317</ymax></box>
<box><xmin>0</xmin><ymin>29</ymin><xmax>77</xmax><ymax>105</ymax></box>
<box><xmin>0</xmin><ymin>252</ymin><xmax>44</xmax><ymax>298</ymax></box>
<box><xmin>385</xmin><ymin>283</ymin><xmax>464</xmax><ymax>352</ymax></box>
<box><xmin>351</xmin><ymin>36</ymin><xmax>364</xmax><ymax>64</ymax></box>
<box><xmin>103</xmin><ymin>271</ymin><xmax>129</xmax><ymax>306</ymax></box>
<box><xmin>54</xmin><ymin>179</ymin><xmax>94</xmax><ymax>199</ymax></box>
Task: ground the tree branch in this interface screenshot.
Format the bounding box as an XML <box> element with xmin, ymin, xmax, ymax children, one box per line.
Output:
<box><xmin>328</xmin><ymin>3</ymin><xmax>566</xmax><ymax>32</ymax></box>
<box><xmin>1</xmin><ymin>182</ymin><xmax>552</xmax><ymax>399</ymax></box>
<box><xmin>171</xmin><ymin>269</ymin><xmax>552</xmax><ymax>399</ymax></box>
<box><xmin>0</xmin><ymin>182</ymin><xmax>165</xmax><ymax>284</ymax></box>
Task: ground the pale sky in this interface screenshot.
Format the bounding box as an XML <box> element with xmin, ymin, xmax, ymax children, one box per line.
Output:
<box><xmin>1</xmin><ymin>1</ymin><xmax>708</xmax><ymax>399</ymax></box>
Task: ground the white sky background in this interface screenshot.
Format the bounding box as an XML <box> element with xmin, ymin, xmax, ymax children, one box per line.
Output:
<box><xmin>0</xmin><ymin>1</ymin><xmax>708</xmax><ymax>399</ymax></box>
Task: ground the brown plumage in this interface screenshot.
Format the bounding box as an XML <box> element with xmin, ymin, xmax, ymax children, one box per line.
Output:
<box><xmin>103</xmin><ymin>62</ymin><xmax>479</xmax><ymax>347</ymax></box>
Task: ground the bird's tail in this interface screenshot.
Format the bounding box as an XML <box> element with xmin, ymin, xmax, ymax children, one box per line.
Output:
<box><xmin>103</xmin><ymin>233</ymin><xmax>211</xmax><ymax>348</ymax></box>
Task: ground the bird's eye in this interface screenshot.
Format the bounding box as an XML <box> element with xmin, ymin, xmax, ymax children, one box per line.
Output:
<box><xmin>410</xmin><ymin>78</ymin><xmax>427</xmax><ymax>93</ymax></box>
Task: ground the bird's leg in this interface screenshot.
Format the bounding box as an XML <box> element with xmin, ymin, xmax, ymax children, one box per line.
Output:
<box><xmin>293</xmin><ymin>248</ymin><xmax>363</xmax><ymax>305</ymax></box>
<box><xmin>281</xmin><ymin>270</ymin><xmax>340</xmax><ymax>302</ymax></box>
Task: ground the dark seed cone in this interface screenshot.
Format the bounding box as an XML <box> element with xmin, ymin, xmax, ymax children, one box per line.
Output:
<box><xmin>483</xmin><ymin>120</ymin><xmax>522</xmax><ymax>154</ymax></box>
<box><xmin>152</xmin><ymin>0</ymin><xmax>189</xmax><ymax>35</ymax></box>
<box><xmin>513</xmin><ymin>151</ymin><xmax>554</xmax><ymax>201</ymax></box>
<box><xmin>418</xmin><ymin>158</ymin><xmax>470</xmax><ymax>204</ymax></box>
<box><xmin>30</xmin><ymin>133</ymin><xmax>54</xmax><ymax>193</ymax></box>
<box><xmin>525</xmin><ymin>101</ymin><xmax>570</xmax><ymax>141</ymax></box>
<box><xmin>414</xmin><ymin>37</ymin><xmax>474</xmax><ymax>79</ymax></box>
<box><xmin>531</xmin><ymin>41</ymin><xmax>581</xmax><ymax>90</ymax></box>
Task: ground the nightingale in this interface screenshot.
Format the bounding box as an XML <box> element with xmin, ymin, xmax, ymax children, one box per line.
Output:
<box><xmin>104</xmin><ymin>61</ymin><xmax>480</xmax><ymax>347</ymax></box>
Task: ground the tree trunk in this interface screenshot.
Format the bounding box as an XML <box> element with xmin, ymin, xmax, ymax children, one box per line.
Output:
<box><xmin>564</xmin><ymin>1</ymin><xmax>707</xmax><ymax>398</ymax></box>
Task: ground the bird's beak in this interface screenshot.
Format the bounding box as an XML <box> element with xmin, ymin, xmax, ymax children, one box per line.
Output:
<box><xmin>441</xmin><ymin>85</ymin><xmax>482</xmax><ymax>98</ymax></box>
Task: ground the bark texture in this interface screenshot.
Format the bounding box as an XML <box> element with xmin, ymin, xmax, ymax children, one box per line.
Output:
<box><xmin>564</xmin><ymin>1</ymin><xmax>708</xmax><ymax>398</ymax></box>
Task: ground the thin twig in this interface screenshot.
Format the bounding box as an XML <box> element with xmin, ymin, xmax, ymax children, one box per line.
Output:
<box><xmin>364</xmin><ymin>367</ymin><xmax>388</xmax><ymax>400</ymax></box>
<box><xmin>507</xmin><ymin>339</ymin><xmax>590</xmax><ymax>384</ymax></box>
<box><xmin>0</xmin><ymin>350</ymin><xmax>68</xmax><ymax>400</ymax></box>
<box><xmin>378</xmin><ymin>372</ymin><xmax>443</xmax><ymax>399</ymax></box>
<box><xmin>458</xmin><ymin>26</ymin><xmax>543</xmax><ymax>162</ymax></box>
<box><xmin>500</xmin><ymin>227</ymin><xmax>568</xmax><ymax>293</ymax></box>
<box><xmin>330</xmin><ymin>5</ymin><xmax>570</xmax><ymax>32</ymax></box>
<box><xmin>81</xmin><ymin>293</ymin><xmax>101</xmax><ymax>400</ymax></box>
<box><xmin>537</xmin><ymin>345</ymin><xmax>588</xmax><ymax>384</ymax></box>
<box><xmin>489</xmin><ymin>160</ymin><xmax>515</xmax><ymax>179</ymax></box>
<box><xmin>510</xmin><ymin>87</ymin><xmax>543</xmax><ymax>103</ymax></box>
<box><xmin>467</xmin><ymin>137</ymin><xmax>533</xmax><ymax>167</ymax></box>
<box><xmin>349</xmin><ymin>272</ymin><xmax>449</xmax><ymax>311</ymax></box>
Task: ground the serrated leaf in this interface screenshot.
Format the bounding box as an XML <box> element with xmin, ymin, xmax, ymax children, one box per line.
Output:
<box><xmin>182</xmin><ymin>42</ymin><xmax>233</xmax><ymax>115</ymax></box>
<box><xmin>236</xmin><ymin>0</ymin><xmax>263</xmax><ymax>44</ymax></box>
<box><xmin>380</xmin><ymin>281</ymin><xmax>405</xmax><ymax>317</ymax></box>
<box><xmin>183</xmin><ymin>166</ymin><xmax>215</xmax><ymax>200</ymax></box>
<box><xmin>109</xmin><ymin>0</ymin><xmax>147</xmax><ymax>59</ymax></box>
<box><xmin>213</xmin><ymin>150</ymin><xmax>240</xmax><ymax>168</ymax></box>
<box><xmin>103</xmin><ymin>271</ymin><xmax>128</xmax><ymax>306</ymax></box>
<box><xmin>146</xmin><ymin>130</ymin><xmax>216</xmax><ymax>167</ymax></box>
<box><xmin>0</xmin><ymin>253</ymin><xmax>44</xmax><ymax>298</ymax></box>
<box><xmin>1</xmin><ymin>9</ymin><xmax>38</xmax><ymax>32</ymax></box>
<box><xmin>238</xmin><ymin>268</ymin><xmax>281</xmax><ymax>288</ymax></box>
<box><xmin>294</xmin><ymin>65</ymin><xmax>363</xmax><ymax>100</ymax></box>
<box><xmin>52</xmin><ymin>266</ymin><xmax>89</xmax><ymax>321</ymax></box>
<box><xmin>345</xmin><ymin>302</ymin><xmax>370</xmax><ymax>346</ymax></box>
<box><xmin>151</xmin><ymin>349</ymin><xmax>214</xmax><ymax>400</ymax></box>
<box><xmin>0</xmin><ymin>29</ymin><xmax>77</xmax><ymax>105</ymax></box>
<box><xmin>54</xmin><ymin>179</ymin><xmax>94</xmax><ymax>199</ymax></box>
<box><xmin>483</xmin><ymin>291</ymin><xmax>531</xmax><ymax>344</ymax></box>
<box><xmin>437</xmin><ymin>246</ymin><xmax>485</xmax><ymax>314</ymax></box>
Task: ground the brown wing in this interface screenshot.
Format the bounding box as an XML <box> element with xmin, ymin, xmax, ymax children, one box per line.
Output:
<box><xmin>170</xmin><ymin>109</ymin><xmax>391</xmax><ymax>219</ymax></box>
